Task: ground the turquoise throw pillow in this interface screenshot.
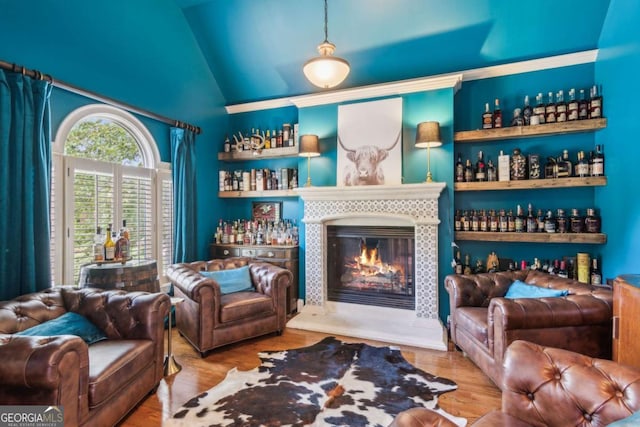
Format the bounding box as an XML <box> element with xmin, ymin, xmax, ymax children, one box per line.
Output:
<box><xmin>504</xmin><ymin>280</ymin><xmax>569</xmax><ymax>299</ymax></box>
<box><xmin>201</xmin><ymin>265</ymin><xmax>254</xmax><ymax>295</ymax></box>
<box><xmin>608</xmin><ymin>411</ymin><xmax>640</xmax><ymax>426</ymax></box>
<box><xmin>16</xmin><ymin>312</ymin><xmax>107</xmax><ymax>344</ymax></box>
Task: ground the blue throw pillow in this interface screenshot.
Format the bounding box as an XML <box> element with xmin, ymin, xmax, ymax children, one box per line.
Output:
<box><xmin>201</xmin><ymin>265</ymin><xmax>254</xmax><ymax>295</ymax></box>
<box><xmin>608</xmin><ymin>411</ymin><xmax>640</xmax><ymax>426</ymax></box>
<box><xmin>16</xmin><ymin>312</ymin><xmax>107</xmax><ymax>344</ymax></box>
<box><xmin>504</xmin><ymin>280</ymin><xmax>569</xmax><ymax>299</ymax></box>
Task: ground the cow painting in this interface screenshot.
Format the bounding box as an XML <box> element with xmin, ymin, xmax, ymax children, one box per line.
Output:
<box><xmin>339</xmin><ymin>132</ymin><xmax>401</xmax><ymax>186</ymax></box>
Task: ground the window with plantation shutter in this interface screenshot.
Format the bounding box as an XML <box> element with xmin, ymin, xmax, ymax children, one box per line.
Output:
<box><xmin>52</xmin><ymin>104</ymin><xmax>172</xmax><ymax>287</ymax></box>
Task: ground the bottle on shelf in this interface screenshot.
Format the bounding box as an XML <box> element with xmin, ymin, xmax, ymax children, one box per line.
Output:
<box><xmin>489</xmin><ymin>209</ymin><xmax>498</xmax><ymax>232</ymax></box>
<box><xmin>567</xmin><ymin>88</ymin><xmax>579</xmax><ymax>121</ymax></box>
<box><xmin>584</xmin><ymin>208</ymin><xmax>602</xmax><ymax>233</ymax></box>
<box><xmin>463</xmin><ymin>254</ymin><xmax>472</xmax><ymax>275</ymax></box>
<box><xmin>544</xmin><ymin>210</ymin><xmax>556</xmax><ymax>233</ymax></box>
<box><xmin>475</xmin><ymin>151</ymin><xmax>486</xmax><ymax>182</ymax></box>
<box><xmin>455</xmin><ymin>251</ymin><xmax>463</xmax><ymax>274</ymax></box>
<box><xmin>510</xmin><ymin>148</ymin><xmax>527</xmax><ymax>180</ymax></box>
<box><xmin>104</xmin><ymin>224</ymin><xmax>116</xmax><ymax>261</ymax></box>
<box><xmin>479</xmin><ymin>209</ymin><xmax>489</xmax><ymax>232</ymax></box>
<box><xmin>522</xmin><ymin>95</ymin><xmax>533</xmax><ymax>126</ymax></box>
<box><xmin>455</xmin><ymin>153</ymin><xmax>465</xmax><ymax>182</ymax></box>
<box><xmin>556</xmin><ymin>209</ymin><xmax>568</xmax><ymax>233</ymax></box>
<box><xmin>511</xmin><ymin>108</ymin><xmax>524</xmax><ymax>127</ymax></box>
<box><xmin>499</xmin><ymin>209</ymin><xmax>508</xmax><ymax>232</ymax></box>
<box><xmin>570</xmin><ymin>209</ymin><xmax>584</xmax><ymax>233</ymax></box>
<box><xmin>591</xmin><ymin>144</ymin><xmax>605</xmax><ymax>176</ymax></box>
<box><xmin>590</xmin><ymin>258</ymin><xmax>602</xmax><ymax>285</ymax></box>
<box><xmin>556</xmin><ymin>90</ymin><xmax>567</xmax><ymax>122</ymax></box>
<box><xmin>578</xmin><ymin>89</ymin><xmax>589</xmax><ymax>120</ymax></box>
<box><xmin>471</xmin><ymin>210</ymin><xmax>480</xmax><ymax>232</ymax></box>
<box><xmin>93</xmin><ymin>226</ymin><xmax>104</xmax><ymax>262</ymax></box>
<box><xmin>526</xmin><ymin>204</ymin><xmax>537</xmax><ymax>233</ymax></box>
<box><xmin>557</xmin><ymin>260</ymin><xmax>569</xmax><ymax>278</ymax></box>
<box><xmin>115</xmin><ymin>220</ymin><xmax>130</xmax><ymax>260</ymax></box>
<box><xmin>537</xmin><ymin>209</ymin><xmax>546</xmax><ymax>233</ymax></box>
<box><xmin>486</xmin><ymin>159</ymin><xmax>497</xmax><ymax>182</ymax></box>
<box><xmin>264</xmin><ymin>130</ymin><xmax>271</xmax><ymax>149</ymax></box>
<box><xmin>223</xmin><ymin>135</ymin><xmax>231</xmax><ymax>153</ymax></box>
<box><xmin>534</xmin><ymin>93</ymin><xmax>546</xmax><ymax>124</ymax></box>
<box><xmin>515</xmin><ymin>204</ymin><xmax>525</xmax><ymax>233</ymax></box>
<box><xmin>575</xmin><ymin>151</ymin><xmax>589</xmax><ymax>177</ymax></box>
<box><xmin>590</xmin><ymin>85</ymin><xmax>603</xmax><ymax>119</ymax></box>
<box><xmin>545</xmin><ymin>91</ymin><xmax>557</xmax><ymax>123</ymax></box>
<box><xmin>493</xmin><ymin>98</ymin><xmax>503</xmax><ymax>128</ymax></box>
<box><xmin>464</xmin><ymin>159</ymin><xmax>474</xmax><ymax>182</ymax></box>
<box><xmin>454</xmin><ymin>210</ymin><xmax>462</xmax><ymax>231</ymax></box>
<box><xmin>507</xmin><ymin>209</ymin><xmax>516</xmax><ymax>232</ymax></box>
<box><xmin>482</xmin><ymin>103</ymin><xmax>493</xmax><ymax>129</ymax></box>
<box><xmin>498</xmin><ymin>150</ymin><xmax>510</xmax><ymax>182</ymax></box>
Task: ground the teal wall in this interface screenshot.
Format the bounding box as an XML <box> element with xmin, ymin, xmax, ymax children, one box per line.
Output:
<box><xmin>0</xmin><ymin>0</ymin><xmax>228</xmax><ymax>261</ymax></box>
<box><xmin>595</xmin><ymin>0</ymin><xmax>640</xmax><ymax>278</ymax></box>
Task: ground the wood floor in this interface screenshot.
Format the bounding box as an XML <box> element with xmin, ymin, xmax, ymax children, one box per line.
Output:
<box><xmin>120</xmin><ymin>328</ymin><xmax>501</xmax><ymax>426</ymax></box>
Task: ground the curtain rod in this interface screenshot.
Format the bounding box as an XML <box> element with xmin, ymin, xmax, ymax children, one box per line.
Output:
<box><xmin>0</xmin><ymin>60</ymin><xmax>201</xmax><ymax>134</ymax></box>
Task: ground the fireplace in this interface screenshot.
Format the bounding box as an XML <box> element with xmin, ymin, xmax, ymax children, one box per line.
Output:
<box><xmin>288</xmin><ymin>183</ymin><xmax>447</xmax><ymax>350</ymax></box>
<box><xmin>327</xmin><ymin>225</ymin><xmax>415</xmax><ymax>310</ymax></box>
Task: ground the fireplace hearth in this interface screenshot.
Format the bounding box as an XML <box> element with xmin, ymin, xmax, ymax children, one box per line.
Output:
<box><xmin>327</xmin><ymin>225</ymin><xmax>414</xmax><ymax>310</ymax></box>
<box><xmin>288</xmin><ymin>183</ymin><xmax>447</xmax><ymax>350</ymax></box>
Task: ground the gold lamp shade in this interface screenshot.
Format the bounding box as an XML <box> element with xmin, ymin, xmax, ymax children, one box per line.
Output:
<box><xmin>415</xmin><ymin>121</ymin><xmax>442</xmax><ymax>182</ymax></box>
<box><xmin>299</xmin><ymin>134</ymin><xmax>320</xmax><ymax>186</ymax></box>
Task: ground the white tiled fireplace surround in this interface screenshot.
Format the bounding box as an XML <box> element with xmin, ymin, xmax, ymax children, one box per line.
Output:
<box><xmin>287</xmin><ymin>183</ymin><xmax>447</xmax><ymax>350</ymax></box>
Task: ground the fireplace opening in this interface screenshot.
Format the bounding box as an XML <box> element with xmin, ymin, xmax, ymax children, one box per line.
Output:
<box><xmin>327</xmin><ymin>225</ymin><xmax>415</xmax><ymax>310</ymax></box>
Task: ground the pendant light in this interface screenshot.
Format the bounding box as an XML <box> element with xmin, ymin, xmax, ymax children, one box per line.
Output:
<box><xmin>303</xmin><ymin>0</ymin><xmax>350</xmax><ymax>89</ymax></box>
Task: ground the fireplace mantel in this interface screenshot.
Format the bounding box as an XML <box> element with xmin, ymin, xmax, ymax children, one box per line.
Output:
<box><xmin>289</xmin><ymin>182</ymin><xmax>448</xmax><ymax>350</ymax></box>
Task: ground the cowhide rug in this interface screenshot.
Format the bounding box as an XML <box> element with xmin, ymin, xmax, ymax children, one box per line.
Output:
<box><xmin>165</xmin><ymin>337</ymin><xmax>465</xmax><ymax>427</ymax></box>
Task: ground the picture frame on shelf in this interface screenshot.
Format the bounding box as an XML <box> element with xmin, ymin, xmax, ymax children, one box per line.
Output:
<box><xmin>252</xmin><ymin>201</ymin><xmax>282</xmax><ymax>222</ymax></box>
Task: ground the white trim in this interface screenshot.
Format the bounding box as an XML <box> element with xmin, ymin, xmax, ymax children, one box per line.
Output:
<box><xmin>225</xmin><ymin>49</ymin><xmax>598</xmax><ymax>114</ymax></box>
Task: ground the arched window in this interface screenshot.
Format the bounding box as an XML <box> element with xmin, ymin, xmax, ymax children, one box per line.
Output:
<box><xmin>52</xmin><ymin>105</ymin><xmax>173</xmax><ymax>286</ymax></box>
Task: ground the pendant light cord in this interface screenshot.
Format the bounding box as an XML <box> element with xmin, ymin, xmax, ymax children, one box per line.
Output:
<box><xmin>323</xmin><ymin>0</ymin><xmax>329</xmax><ymax>43</ymax></box>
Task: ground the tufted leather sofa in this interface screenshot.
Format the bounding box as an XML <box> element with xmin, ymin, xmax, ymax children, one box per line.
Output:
<box><xmin>445</xmin><ymin>270</ymin><xmax>612</xmax><ymax>387</ymax></box>
<box><xmin>391</xmin><ymin>340</ymin><xmax>640</xmax><ymax>426</ymax></box>
<box><xmin>167</xmin><ymin>257</ymin><xmax>292</xmax><ymax>357</ymax></box>
<box><xmin>0</xmin><ymin>286</ymin><xmax>170</xmax><ymax>427</ymax></box>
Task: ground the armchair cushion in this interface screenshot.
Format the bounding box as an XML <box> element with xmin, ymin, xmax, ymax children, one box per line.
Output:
<box><xmin>15</xmin><ymin>312</ymin><xmax>107</xmax><ymax>345</ymax></box>
<box><xmin>201</xmin><ymin>266</ymin><xmax>254</xmax><ymax>294</ymax></box>
<box><xmin>504</xmin><ymin>280</ymin><xmax>568</xmax><ymax>299</ymax></box>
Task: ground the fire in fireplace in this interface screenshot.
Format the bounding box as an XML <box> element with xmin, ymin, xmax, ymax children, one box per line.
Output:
<box><xmin>327</xmin><ymin>225</ymin><xmax>415</xmax><ymax>310</ymax></box>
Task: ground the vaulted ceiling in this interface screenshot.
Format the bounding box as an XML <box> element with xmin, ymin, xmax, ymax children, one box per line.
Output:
<box><xmin>175</xmin><ymin>0</ymin><xmax>612</xmax><ymax>105</ymax></box>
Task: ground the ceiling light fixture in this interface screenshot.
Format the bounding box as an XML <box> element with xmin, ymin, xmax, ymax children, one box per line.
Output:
<box><xmin>303</xmin><ymin>0</ymin><xmax>350</xmax><ymax>89</ymax></box>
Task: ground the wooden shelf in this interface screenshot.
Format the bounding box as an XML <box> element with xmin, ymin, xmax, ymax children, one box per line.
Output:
<box><xmin>454</xmin><ymin>118</ymin><xmax>607</xmax><ymax>143</ymax></box>
<box><xmin>454</xmin><ymin>176</ymin><xmax>607</xmax><ymax>192</ymax></box>
<box><xmin>219</xmin><ymin>189</ymin><xmax>298</xmax><ymax>198</ymax></box>
<box><xmin>218</xmin><ymin>146</ymin><xmax>299</xmax><ymax>161</ymax></box>
<box><xmin>455</xmin><ymin>231</ymin><xmax>607</xmax><ymax>244</ymax></box>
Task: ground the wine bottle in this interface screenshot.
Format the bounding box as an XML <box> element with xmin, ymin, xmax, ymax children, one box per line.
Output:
<box><xmin>104</xmin><ymin>224</ymin><xmax>115</xmax><ymax>261</ymax></box>
<box><xmin>475</xmin><ymin>151</ymin><xmax>486</xmax><ymax>182</ymax></box>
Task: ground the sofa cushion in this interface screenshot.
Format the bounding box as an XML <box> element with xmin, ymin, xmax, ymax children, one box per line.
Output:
<box><xmin>87</xmin><ymin>340</ymin><xmax>154</xmax><ymax>408</ymax></box>
<box><xmin>220</xmin><ymin>292</ymin><xmax>274</xmax><ymax>323</ymax></box>
<box><xmin>505</xmin><ymin>280</ymin><xmax>569</xmax><ymax>299</ymax></box>
<box><xmin>201</xmin><ymin>266</ymin><xmax>254</xmax><ymax>295</ymax></box>
<box><xmin>15</xmin><ymin>311</ymin><xmax>107</xmax><ymax>344</ymax></box>
<box><xmin>454</xmin><ymin>307</ymin><xmax>488</xmax><ymax>346</ymax></box>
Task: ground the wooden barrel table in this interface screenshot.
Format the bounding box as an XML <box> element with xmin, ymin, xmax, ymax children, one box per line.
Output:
<box><xmin>78</xmin><ymin>259</ymin><xmax>160</xmax><ymax>293</ymax></box>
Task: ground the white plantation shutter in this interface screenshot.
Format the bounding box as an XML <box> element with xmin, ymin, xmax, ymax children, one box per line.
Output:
<box><xmin>157</xmin><ymin>165</ymin><xmax>173</xmax><ymax>280</ymax></box>
<box><xmin>122</xmin><ymin>166</ymin><xmax>154</xmax><ymax>262</ymax></box>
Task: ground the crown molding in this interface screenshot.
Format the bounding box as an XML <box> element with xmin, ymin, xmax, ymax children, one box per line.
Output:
<box><xmin>225</xmin><ymin>49</ymin><xmax>598</xmax><ymax>114</ymax></box>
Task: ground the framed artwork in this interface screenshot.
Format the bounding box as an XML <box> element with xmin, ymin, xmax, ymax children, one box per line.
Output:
<box><xmin>337</xmin><ymin>97</ymin><xmax>403</xmax><ymax>186</ymax></box>
<box><xmin>252</xmin><ymin>201</ymin><xmax>282</xmax><ymax>222</ymax></box>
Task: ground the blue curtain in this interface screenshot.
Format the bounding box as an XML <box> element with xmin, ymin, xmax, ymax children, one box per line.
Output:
<box><xmin>171</xmin><ymin>127</ymin><xmax>198</xmax><ymax>263</ymax></box>
<box><xmin>0</xmin><ymin>70</ymin><xmax>52</xmax><ymax>300</ymax></box>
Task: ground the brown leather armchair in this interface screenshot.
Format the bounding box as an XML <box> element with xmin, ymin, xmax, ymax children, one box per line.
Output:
<box><xmin>167</xmin><ymin>257</ymin><xmax>292</xmax><ymax>356</ymax></box>
<box><xmin>0</xmin><ymin>286</ymin><xmax>170</xmax><ymax>427</ymax></box>
<box><xmin>392</xmin><ymin>340</ymin><xmax>640</xmax><ymax>427</ymax></box>
<box><xmin>445</xmin><ymin>270</ymin><xmax>612</xmax><ymax>386</ymax></box>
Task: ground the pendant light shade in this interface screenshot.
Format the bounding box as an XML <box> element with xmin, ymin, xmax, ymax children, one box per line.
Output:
<box><xmin>304</xmin><ymin>0</ymin><xmax>350</xmax><ymax>89</ymax></box>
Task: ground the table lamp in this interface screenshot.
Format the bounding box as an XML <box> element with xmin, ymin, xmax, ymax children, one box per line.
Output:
<box><xmin>299</xmin><ymin>134</ymin><xmax>321</xmax><ymax>186</ymax></box>
<box><xmin>415</xmin><ymin>121</ymin><xmax>443</xmax><ymax>182</ymax></box>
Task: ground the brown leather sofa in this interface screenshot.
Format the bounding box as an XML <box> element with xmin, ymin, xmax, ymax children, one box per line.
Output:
<box><xmin>445</xmin><ymin>270</ymin><xmax>612</xmax><ymax>386</ymax></box>
<box><xmin>391</xmin><ymin>340</ymin><xmax>640</xmax><ymax>426</ymax></box>
<box><xmin>0</xmin><ymin>286</ymin><xmax>170</xmax><ymax>427</ymax></box>
<box><xmin>167</xmin><ymin>257</ymin><xmax>292</xmax><ymax>356</ymax></box>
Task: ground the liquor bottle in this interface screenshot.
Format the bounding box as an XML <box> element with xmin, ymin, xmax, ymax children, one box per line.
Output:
<box><xmin>270</xmin><ymin>129</ymin><xmax>277</xmax><ymax>149</ymax></box>
<box><xmin>584</xmin><ymin>208</ymin><xmax>602</xmax><ymax>233</ymax></box>
<box><xmin>515</xmin><ymin>204</ymin><xmax>525</xmax><ymax>232</ymax></box>
<box><xmin>489</xmin><ymin>209</ymin><xmax>499</xmax><ymax>232</ymax></box>
<box><xmin>93</xmin><ymin>226</ymin><xmax>105</xmax><ymax>262</ymax></box>
<box><xmin>578</xmin><ymin>89</ymin><xmax>589</xmax><ymax>120</ymax></box>
<box><xmin>507</xmin><ymin>209</ymin><xmax>516</xmax><ymax>232</ymax></box>
<box><xmin>510</xmin><ymin>148</ymin><xmax>527</xmax><ymax>180</ymax></box>
<box><xmin>471</xmin><ymin>210</ymin><xmax>479</xmax><ymax>232</ymax></box>
<box><xmin>463</xmin><ymin>254</ymin><xmax>472</xmax><ymax>275</ymax></box>
<box><xmin>590</xmin><ymin>258</ymin><xmax>602</xmax><ymax>285</ymax></box>
<box><xmin>276</xmin><ymin>129</ymin><xmax>283</xmax><ymax>148</ymax></box>
<box><xmin>487</xmin><ymin>159</ymin><xmax>497</xmax><ymax>182</ymax></box>
<box><xmin>556</xmin><ymin>209</ymin><xmax>568</xmax><ymax>233</ymax></box>
<box><xmin>544</xmin><ymin>210</ymin><xmax>556</xmax><ymax>233</ymax></box>
<box><xmin>464</xmin><ymin>159</ymin><xmax>474</xmax><ymax>182</ymax></box>
<box><xmin>590</xmin><ymin>85</ymin><xmax>603</xmax><ymax>119</ymax></box>
<box><xmin>557</xmin><ymin>260</ymin><xmax>569</xmax><ymax>278</ymax></box>
<box><xmin>545</xmin><ymin>91</ymin><xmax>557</xmax><ymax>123</ymax></box>
<box><xmin>499</xmin><ymin>209</ymin><xmax>508</xmax><ymax>232</ymax></box>
<box><xmin>575</xmin><ymin>151</ymin><xmax>589</xmax><ymax>177</ymax></box>
<box><xmin>475</xmin><ymin>151</ymin><xmax>486</xmax><ymax>182</ymax></box>
<box><xmin>522</xmin><ymin>95</ymin><xmax>533</xmax><ymax>125</ymax></box>
<box><xmin>223</xmin><ymin>135</ymin><xmax>231</xmax><ymax>153</ymax></box>
<box><xmin>482</xmin><ymin>103</ymin><xmax>493</xmax><ymax>129</ymax></box>
<box><xmin>591</xmin><ymin>144</ymin><xmax>605</xmax><ymax>176</ymax></box>
<box><xmin>462</xmin><ymin>210</ymin><xmax>470</xmax><ymax>231</ymax></box>
<box><xmin>104</xmin><ymin>224</ymin><xmax>116</xmax><ymax>261</ymax></box>
<box><xmin>455</xmin><ymin>251</ymin><xmax>463</xmax><ymax>274</ymax></box>
<box><xmin>567</xmin><ymin>88</ymin><xmax>579</xmax><ymax>121</ymax></box>
<box><xmin>511</xmin><ymin>108</ymin><xmax>524</xmax><ymax>127</ymax></box>
<box><xmin>455</xmin><ymin>153</ymin><xmax>465</xmax><ymax>182</ymax></box>
<box><xmin>550</xmin><ymin>259</ymin><xmax>560</xmax><ymax>275</ymax></box>
<box><xmin>556</xmin><ymin>90</ymin><xmax>567</xmax><ymax>122</ymax></box>
<box><xmin>537</xmin><ymin>209</ymin><xmax>546</xmax><ymax>233</ymax></box>
<box><xmin>559</xmin><ymin>149</ymin><xmax>573</xmax><ymax>178</ymax></box>
<box><xmin>498</xmin><ymin>150</ymin><xmax>510</xmax><ymax>182</ymax></box>
<box><xmin>570</xmin><ymin>208</ymin><xmax>584</xmax><ymax>233</ymax></box>
<box><xmin>479</xmin><ymin>209</ymin><xmax>488</xmax><ymax>232</ymax></box>
<box><xmin>534</xmin><ymin>93</ymin><xmax>546</xmax><ymax>124</ymax></box>
<box><xmin>454</xmin><ymin>210</ymin><xmax>462</xmax><ymax>231</ymax></box>
<box><xmin>493</xmin><ymin>98</ymin><xmax>503</xmax><ymax>128</ymax></box>
<box><xmin>264</xmin><ymin>129</ymin><xmax>271</xmax><ymax>149</ymax></box>
<box><xmin>526</xmin><ymin>204</ymin><xmax>537</xmax><ymax>233</ymax></box>
<box><xmin>115</xmin><ymin>220</ymin><xmax>130</xmax><ymax>260</ymax></box>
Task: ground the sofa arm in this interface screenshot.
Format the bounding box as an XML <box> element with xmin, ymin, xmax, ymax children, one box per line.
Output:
<box><xmin>249</xmin><ymin>261</ymin><xmax>292</xmax><ymax>299</ymax></box>
<box><xmin>61</xmin><ymin>287</ymin><xmax>171</xmax><ymax>340</ymax></box>
<box><xmin>445</xmin><ymin>271</ymin><xmax>526</xmax><ymax>309</ymax></box>
<box><xmin>167</xmin><ymin>263</ymin><xmax>224</xmax><ymax>303</ymax></box>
